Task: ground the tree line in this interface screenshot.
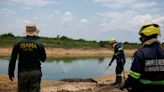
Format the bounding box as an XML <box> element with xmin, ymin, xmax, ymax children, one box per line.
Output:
<box><xmin>1</xmin><ymin>33</ymin><xmax>163</xmax><ymax>49</ymax></box>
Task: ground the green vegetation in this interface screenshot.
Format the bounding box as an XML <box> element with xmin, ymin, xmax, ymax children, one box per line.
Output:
<box><xmin>0</xmin><ymin>33</ymin><xmax>101</xmax><ymax>48</ymax></box>
<box><xmin>123</xmin><ymin>42</ymin><xmax>141</xmax><ymax>49</ymax></box>
<box><xmin>0</xmin><ymin>33</ymin><xmax>21</xmax><ymax>47</ymax></box>
<box><xmin>1</xmin><ymin>33</ymin><xmax>163</xmax><ymax>49</ymax></box>
<box><xmin>40</xmin><ymin>36</ymin><xmax>100</xmax><ymax>48</ymax></box>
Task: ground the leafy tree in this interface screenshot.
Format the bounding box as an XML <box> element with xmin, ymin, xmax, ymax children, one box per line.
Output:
<box><xmin>0</xmin><ymin>33</ymin><xmax>14</xmax><ymax>38</ymax></box>
<box><xmin>57</xmin><ymin>35</ymin><xmax>60</xmax><ymax>39</ymax></box>
<box><xmin>124</xmin><ymin>41</ymin><xmax>129</xmax><ymax>44</ymax></box>
<box><xmin>99</xmin><ymin>41</ymin><xmax>108</xmax><ymax>47</ymax></box>
<box><xmin>60</xmin><ymin>36</ymin><xmax>70</xmax><ymax>40</ymax></box>
<box><xmin>77</xmin><ymin>38</ymin><xmax>85</xmax><ymax>42</ymax></box>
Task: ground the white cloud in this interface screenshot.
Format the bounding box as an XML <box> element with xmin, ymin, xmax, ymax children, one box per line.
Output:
<box><xmin>7</xmin><ymin>0</ymin><xmax>55</xmax><ymax>6</ymax></box>
<box><xmin>80</xmin><ymin>18</ymin><xmax>89</xmax><ymax>25</ymax></box>
<box><xmin>94</xmin><ymin>0</ymin><xmax>134</xmax><ymax>8</ymax></box>
<box><xmin>130</xmin><ymin>15</ymin><xmax>164</xmax><ymax>26</ymax></box>
<box><xmin>94</xmin><ymin>0</ymin><xmax>158</xmax><ymax>10</ymax></box>
<box><xmin>97</xmin><ymin>11</ymin><xmax>137</xmax><ymax>18</ymax></box>
<box><xmin>97</xmin><ymin>11</ymin><xmax>164</xmax><ymax>34</ymax></box>
<box><xmin>128</xmin><ymin>14</ymin><xmax>154</xmax><ymax>28</ymax></box>
<box><xmin>0</xmin><ymin>8</ymin><xmax>16</xmax><ymax>15</ymax></box>
<box><xmin>97</xmin><ymin>11</ymin><xmax>138</xmax><ymax>31</ymax></box>
<box><xmin>61</xmin><ymin>11</ymin><xmax>74</xmax><ymax>24</ymax></box>
<box><xmin>78</xmin><ymin>18</ymin><xmax>90</xmax><ymax>30</ymax></box>
<box><xmin>129</xmin><ymin>14</ymin><xmax>164</xmax><ymax>37</ymax></box>
<box><xmin>132</xmin><ymin>1</ymin><xmax>157</xmax><ymax>9</ymax></box>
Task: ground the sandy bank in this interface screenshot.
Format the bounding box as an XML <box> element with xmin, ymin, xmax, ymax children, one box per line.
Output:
<box><xmin>0</xmin><ymin>48</ymin><xmax>137</xmax><ymax>58</ymax></box>
<box><xmin>0</xmin><ymin>73</ymin><xmax>128</xmax><ymax>92</ymax></box>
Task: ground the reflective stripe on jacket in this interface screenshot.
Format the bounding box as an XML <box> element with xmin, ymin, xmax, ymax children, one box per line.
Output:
<box><xmin>125</xmin><ymin>39</ymin><xmax>164</xmax><ymax>90</ymax></box>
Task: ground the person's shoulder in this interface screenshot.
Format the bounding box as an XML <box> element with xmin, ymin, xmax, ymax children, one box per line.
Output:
<box><xmin>115</xmin><ymin>42</ymin><xmax>121</xmax><ymax>46</ymax></box>
<box><xmin>33</xmin><ymin>38</ymin><xmax>44</xmax><ymax>46</ymax></box>
<box><xmin>115</xmin><ymin>42</ymin><xmax>123</xmax><ymax>48</ymax></box>
<box><xmin>116</xmin><ymin>42</ymin><xmax>122</xmax><ymax>45</ymax></box>
<box><xmin>14</xmin><ymin>38</ymin><xmax>25</xmax><ymax>45</ymax></box>
<box><xmin>133</xmin><ymin>48</ymin><xmax>145</xmax><ymax>57</ymax></box>
<box><xmin>36</xmin><ymin>38</ymin><xmax>43</xmax><ymax>43</ymax></box>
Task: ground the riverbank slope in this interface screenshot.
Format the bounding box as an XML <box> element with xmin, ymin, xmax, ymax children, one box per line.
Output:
<box><xmin>0</xmin><ymin>48</ymin><xmax>137</xmax><ymax>57</ymax></box>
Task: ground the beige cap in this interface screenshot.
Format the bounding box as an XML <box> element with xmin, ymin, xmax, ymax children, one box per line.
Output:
<box><xmin>24</xmin><ymin>22</ymin><xmax>39</xmax><ymax>36</ymax></box>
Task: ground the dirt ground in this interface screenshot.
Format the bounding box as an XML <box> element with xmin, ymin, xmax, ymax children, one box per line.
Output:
<box><xmin>0</xmin><ymin>73</ymin><xmax>128</xmax><ymax>92</ymax></box>
<box><xmin>0</xmin><ymin>48</ymin><xmax>133</xmax><ymax>92</ymax></box>
<box><xmin>0</xmin><ymin>48</ymin><xmax>136</xmax><ymax>57</ymax></box>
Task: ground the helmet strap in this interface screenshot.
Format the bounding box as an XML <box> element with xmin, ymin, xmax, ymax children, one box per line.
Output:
<box><xmin>140</xmin><ymin>36</ymin><xmax>147</xmax><ymax>44</ymax></box>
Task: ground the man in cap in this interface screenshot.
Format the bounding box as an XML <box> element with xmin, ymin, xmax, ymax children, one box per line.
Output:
<box><xmin>8</xmin><ymin>22</ymin><xmax>46</xmax><ymax>92</ymax></box>
<box><xmin>108</xmin><ymin>39</ymin><xmax>126</xmax><ymax>87</ymax></box>
<box><xmin>121</xmin><ymin>23</ymin><xmax>164</xmax><ymax>92</ymax></box>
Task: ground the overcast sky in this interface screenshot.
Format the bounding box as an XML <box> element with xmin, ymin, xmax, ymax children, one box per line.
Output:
<box><xmin>0</xmin><ymin>0</ymin><xmax>164</xmax><ymax>42</ymax></box>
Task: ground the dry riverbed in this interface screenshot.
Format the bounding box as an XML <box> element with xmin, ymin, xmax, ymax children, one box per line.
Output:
<box><xmin>0</xmin><ymin>73</ymin><xmax>128</xmax><ymax>92</ymax></box>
